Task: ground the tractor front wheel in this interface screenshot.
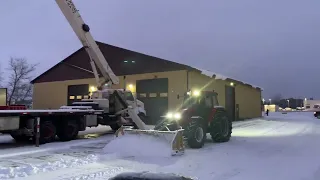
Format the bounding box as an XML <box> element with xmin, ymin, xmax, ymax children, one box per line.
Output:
<box><xmin>185</xmin><ymin>118</ymin><xmax>207</xmax><ymax>149</ymax></box>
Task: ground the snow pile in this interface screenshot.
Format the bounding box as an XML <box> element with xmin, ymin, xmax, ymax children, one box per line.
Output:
<box><xmin>0</xmin><ymin>154</ymin><xmax>98</xmax><ymax>179</ymax></box>
<box><xmin>194</xmin><ymin>67</ymin><xmax>263</xmax><ymax>89</ymax></box>
<box><xmin>214</xmin><ymin>73</ymin><xmax>228</xmax><ymax>80</ymax></box>
<box><xmin>103</xmin><ymin>134</ymin><xmax>172</xmax><ymax>158</ymax></box>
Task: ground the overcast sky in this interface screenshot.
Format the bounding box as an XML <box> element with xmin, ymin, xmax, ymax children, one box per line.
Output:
<box><xmin>1</xmin><ymin>0</ymin><xmax>319</xmax><ymax>99</ymax></box>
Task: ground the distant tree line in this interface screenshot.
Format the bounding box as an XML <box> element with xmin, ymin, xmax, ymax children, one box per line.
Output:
<box><xmin>0</xmin><ymin>57</ymin><xmax>38</xmax><ymax>106</ymax></box>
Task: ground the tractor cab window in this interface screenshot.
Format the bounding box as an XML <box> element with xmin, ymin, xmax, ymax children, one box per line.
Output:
<box><xmin>204</xmin><ymin>96</ymin><xmax>213</xmax><ymax>108</ymax></box>
<box><xmin>182</xmin><ymin>95</ymin><xmax>200</xmax><ymax>109</ymax></box>
<box><xmin>212</xmin><ymin>95</ymin><xmax>219</xmax><ymax>106</ymax></box>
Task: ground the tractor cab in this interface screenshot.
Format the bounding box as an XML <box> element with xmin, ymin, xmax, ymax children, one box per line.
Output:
<box><xmin>181</xmin><ymin>90</ymin><xmax>219</xmax><ymax>110</ymax></box>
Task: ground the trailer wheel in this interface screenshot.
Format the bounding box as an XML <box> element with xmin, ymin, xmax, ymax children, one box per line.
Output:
<box><xmin>57</xmin><ymin>120</ymin><xmax>79</xmax><ymax>141</ymax></box>
<box><xmin>34</xmin><ymin>121</ymin><xmax>56</xmax><ymax>144</ymax></box>
<box><xmin>10</xmin><ymin>133</ymin><xmax>31</xmax><ymax>142</ymax></box>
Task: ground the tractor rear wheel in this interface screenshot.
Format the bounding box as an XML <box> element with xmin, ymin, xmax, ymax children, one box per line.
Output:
<box><xmin>210</xmin><ymin>110</ymin><xmax>232</xmax><ymax>142</ymax></box>
<box><xmin>185</xmin><ymin>118</ymin><xmax>207</xmax><ymax>148</ymax></box>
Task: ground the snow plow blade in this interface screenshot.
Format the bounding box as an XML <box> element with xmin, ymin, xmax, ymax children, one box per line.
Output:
<box><xmin>115</xmin><ymin>126</ymin><xmax>185</xmax><ymax>156</ymax></box>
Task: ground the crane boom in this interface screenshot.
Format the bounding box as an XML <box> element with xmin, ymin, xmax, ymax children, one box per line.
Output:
<box><xmin>55</xmin><ymin>0</ymin><xmax>119</xmax><ymax>86</ymax></box>
<box><xmin>54</xmin><ymin>0</ymin><xmax>185</xmax><ymax>156</ymax></box>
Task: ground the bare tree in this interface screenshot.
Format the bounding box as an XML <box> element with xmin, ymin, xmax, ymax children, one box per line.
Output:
<box><xmin>7</xmin><ymin>57</ymin><xmax>38</xmax><ymax>105</ymax></box>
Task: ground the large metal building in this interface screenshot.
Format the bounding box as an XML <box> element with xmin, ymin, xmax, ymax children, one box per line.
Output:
<box><xmin>31</xmin><ymin>42</ymin><xmax>263</xmax><ymax>123</ymax></box>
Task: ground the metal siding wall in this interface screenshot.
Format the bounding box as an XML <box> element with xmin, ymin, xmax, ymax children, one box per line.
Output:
<box><xmin>32</xmin><ymin>70</ymin><xmax>187</xmax><ymax>110</ymax></box>
<box><xmin>235</xmin><ymin>84</ymin><xmax>262</xmax><ymax>119</ymax></box>
<box><xmin>188</xmin><ymin>70</ymin><xmax>262</xmax><ymax>120</ymax></box>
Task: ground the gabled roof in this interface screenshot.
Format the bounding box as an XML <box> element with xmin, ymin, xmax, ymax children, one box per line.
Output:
<box><xmin>31</xmin><ymin>41</ymin><xmax>262</xmax><ymax>90</ymax></box>
<box><xmin>31</xmin><ymin>41</ymin><xmax>194</xmax><ymax>84</ymax></box>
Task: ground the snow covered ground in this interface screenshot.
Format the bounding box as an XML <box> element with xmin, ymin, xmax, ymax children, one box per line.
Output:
<box><xmin>1</xmin><ymin>112</ymin><xmax>320</xmax><ymax>180</ymax></box>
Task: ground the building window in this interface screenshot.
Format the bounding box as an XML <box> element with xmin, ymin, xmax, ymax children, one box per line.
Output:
<box><xmin>69</xmin><ymin>96</ymin><xmax>75</xmax><ymax>100</ymax></box>
<box><xmin>76</xmin><ymin>95</ymin><xmax>82</xmax><ymax>99</ymax></box>
<box><xmin>149</xmin><ymin>93</ymin><xmax>157</xmax><ymax>98</ymax></box>
<box><xmin>160</xmin><ymin>93</ymin><xmax>168</xmax><ymax>97</ymax></box>
<box><xmin>139</xmin><ymin>93</ymin><xmax>146</xmax><ymax>98</ymax></box>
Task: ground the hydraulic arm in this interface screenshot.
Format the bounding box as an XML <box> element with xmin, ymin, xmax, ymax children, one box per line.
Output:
<box><xmin>55</xmin><ymin>0</ymin><xmax>119</xmax><ymax>88</ymax></box>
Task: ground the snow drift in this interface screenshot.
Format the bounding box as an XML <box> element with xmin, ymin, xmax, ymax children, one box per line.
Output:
<box><xmin>103</xmin><ymin>134</ymin><xmax>173</xmax><ymax>158</ymax></box>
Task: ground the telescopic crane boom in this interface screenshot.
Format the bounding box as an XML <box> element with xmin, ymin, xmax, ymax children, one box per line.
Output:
<box><xmin>55</xmin><ymin>0</ymin><xmax>119</xmax><ymax>89</ymax></box>
<box><xmin>55</xmin><ymin>0</ymin><xmax>148</xmax><ymax>130</ymax></box>
<box><xmin>54</xmin><ymin>0</ymin><xmax>185</xmax><ymax>156</ymax></box>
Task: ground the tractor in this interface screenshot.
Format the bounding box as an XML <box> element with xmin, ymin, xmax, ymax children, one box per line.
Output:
<box><xmin>154</xmin><ymin>90</ymin><xmax>232</xmax><ymax>148</ymax></box>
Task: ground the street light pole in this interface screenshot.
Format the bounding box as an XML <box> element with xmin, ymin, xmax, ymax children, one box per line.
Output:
<box><xmin>287</xmin><ymin>99</ymin><xmax>290</xmax><ymax>108</ymax></box>
<box><xmin>269</xmin><ymin>99</ymin><xmax>272</xmax><ymax>105</ymax></box>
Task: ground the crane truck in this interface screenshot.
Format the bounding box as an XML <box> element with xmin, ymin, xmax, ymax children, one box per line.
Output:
<box><xmin>0</xmin><ymin>0</ymin><xmax>185</xmax><ymax>155</ymax></box>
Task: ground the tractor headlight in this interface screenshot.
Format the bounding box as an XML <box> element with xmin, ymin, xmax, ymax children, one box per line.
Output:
<box><xmin>174</xmin><ymin>113</ymin><xmax>181</xmax><ymax>119</ymax></box>
<box><xmin>166</xmin><ymin>112</ymin><xmax>173</xmax><ymax>119</ymax></box>
<box><xmin>166</xmin><ymin>112</ymin><xmax>181</xmax><ymax>120</ymax></box>
<box><xmin>192</xmin><ymin>90</ymin><xmax>200</xmax><ymax>96</ymax></box>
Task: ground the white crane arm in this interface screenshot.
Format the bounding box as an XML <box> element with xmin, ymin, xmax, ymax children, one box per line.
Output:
<box><xmin>55</xmin><ymin>0</ymin><xmax>119</xmax><ymax>85</ymax></box>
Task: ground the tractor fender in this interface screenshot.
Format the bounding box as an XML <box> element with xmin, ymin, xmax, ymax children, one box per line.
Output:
<box><xmin>214</xmin><ymin>106</ymin><xmax>225</xmax><ymax>109</ymax></box>
<box><xmin>190</xmin><ymin>116</ymin><xmax>202</xmax><ymax>119</ymax></box>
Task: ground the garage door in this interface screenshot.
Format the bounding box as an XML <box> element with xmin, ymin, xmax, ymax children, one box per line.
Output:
<box><xmin>67</xmin><ymin>84</ymin><xmax>89</xmax><ymax>105</ymax></box>
<box><xmin>136</xmin><ymin>78</ymin><xmax>168</xmax><ymax>125</ymax></box>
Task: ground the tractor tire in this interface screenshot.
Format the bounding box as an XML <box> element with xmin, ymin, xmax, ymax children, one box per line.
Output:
<box><xmin>210</xmin><ymin>109</ymin><xmax>232</xmax><ymax>143</ymax></box>
<box><xmin>185</xmin><ymin>118</ymin><xmax>207</xmax><ymax>149</ymax></box>
<box><xmin>57</xmin><ymin>120</ymin><xmax>79</xmax><ymax>141</ymax></box>
<box><xmin>10</xmin><ymin>133</ymin><xmax>31</xmax><ymax>142</ymax></box>
<box><xmin>33</xmin><ymin>120</ymin><xmax>56</xmax><ymax>144</ymax></box>
<box><xmin>110</xmin><ymin>124</ymin><xmax>121</xmax><ymax>131</ymax></box>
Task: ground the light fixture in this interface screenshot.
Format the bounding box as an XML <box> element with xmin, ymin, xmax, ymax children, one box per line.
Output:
<box><xmin>230</xmin><ymin>82</ymin><xmax>234</xmax><ymax>86</ymax></box>
<box><xmin>128</xmin><ymin>84</ymin><xmax>133</xmax><ymax>89</ymax></box>
<box><xmin>90</xmin><ymin>86</ymin><xmax>96</xmax><ymax>92</ymax></box>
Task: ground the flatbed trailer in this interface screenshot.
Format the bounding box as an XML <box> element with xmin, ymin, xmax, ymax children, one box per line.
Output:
<box><xmin>0</xmin><ymin>107</ymin><xmax>104</xmax><ymax>146</ymax></box>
